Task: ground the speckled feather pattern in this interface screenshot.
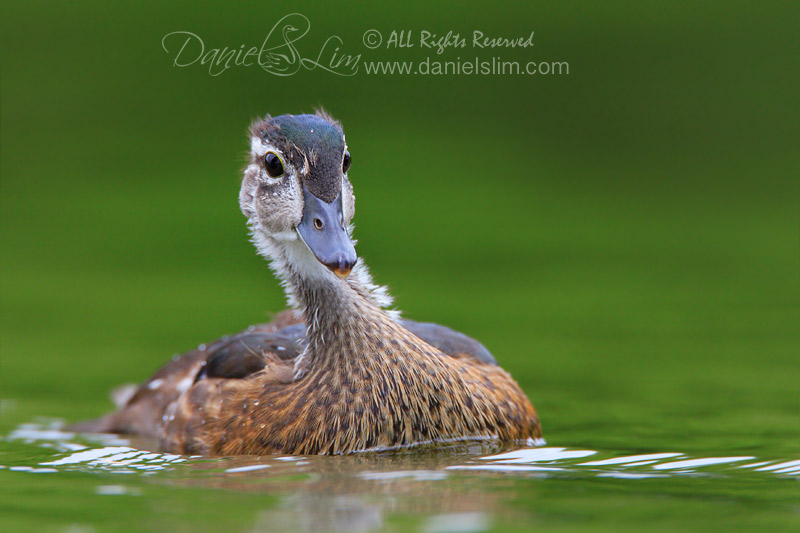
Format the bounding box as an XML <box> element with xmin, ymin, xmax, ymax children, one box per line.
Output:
<box><xmin>162</xmin><ymin>275</ymin><xmax>540</xmax><ymax>455</ymax></box>
<box><xmin>73</xmin><ymin>111</ymin><xmax>542</xmax><ymax>454</ymax></box>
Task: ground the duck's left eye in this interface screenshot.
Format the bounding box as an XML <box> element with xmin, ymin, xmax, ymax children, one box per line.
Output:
<box><xmin>264</xmin><ymin>152</ymin><xmax>284</xmax><ymax>178</ymax></box>
<box><xmin>342</xmin><ymin>151</ymin><xmax>351</xmax><ymax>173</ymax></box>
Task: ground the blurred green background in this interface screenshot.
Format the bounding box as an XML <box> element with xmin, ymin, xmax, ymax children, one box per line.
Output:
<box><xmin>1</xmin><ymin>1</ymin><xmax>798</xmax><ymax>531</ymax></box>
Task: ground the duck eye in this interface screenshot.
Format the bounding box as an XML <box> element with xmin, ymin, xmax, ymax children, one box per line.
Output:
<box><xmin>264</xmin><ymin>152</ymin><xmax>284</xmax><ymax>178</ymax></box>
<box><xmin>342</xmin><ymin>151</ymin><xmax>351</xmax><ymax>173</ymax></box>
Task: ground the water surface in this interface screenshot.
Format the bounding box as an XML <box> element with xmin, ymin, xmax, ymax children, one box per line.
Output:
<box><xmin>2</xmin><ymin>420</ymin><xmax>798</xmax><ymax>532</ymax></box>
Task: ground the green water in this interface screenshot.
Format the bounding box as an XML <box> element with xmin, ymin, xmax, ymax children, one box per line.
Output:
<box><xmin>1</xmin><ymin>1</ymin><xmax>798</xmax><ymax>531</ymax></box>
<box><xmin>2</xmin><ymin>424</ymin><xmax>799</xmax><ymax>532</ymax></box>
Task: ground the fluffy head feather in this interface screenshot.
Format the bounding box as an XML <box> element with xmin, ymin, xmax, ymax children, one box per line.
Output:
<box><xmin>239</xmin><ymin>110</ymin><xmax>399</xmax><ymax>317</ymax></box>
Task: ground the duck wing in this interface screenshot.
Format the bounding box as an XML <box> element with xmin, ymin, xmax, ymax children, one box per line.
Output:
<box><xmin>204</xmin><ymin>318</ymin><xmax>498</xmax><ymax>367</ymax></box>
<box><xmin>194</xmin><ymin>324</ymin><xmax>305</xmax><ymax>380</ymax></box>
<box><xmin>69</xmin><ymin>312</ymin><xmax>304</xmax><ymax>437</ymax></box>
<box><xmin>192</xmin><ymin>319</ymin><xmax>498</xmax><ymax>381</ymax></box>
<box><xmin>400</xmin><ymin>319</ymin><xmax>498</xmax><ymax>365</ymax></box>
<box><xmin>191</xmin><ymin>318</ymin><xmax>498</xmax><ymax>376</ymax></box>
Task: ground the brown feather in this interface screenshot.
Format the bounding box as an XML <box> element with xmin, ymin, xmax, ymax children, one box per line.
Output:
<box><xmin>71</xmin><ymin>113</ymin><xmax>542</xmax><ymax>454</ymax></box>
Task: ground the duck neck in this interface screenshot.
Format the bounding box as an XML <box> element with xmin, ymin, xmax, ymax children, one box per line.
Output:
<box><xmin>266</xmin><ymin>235</ymin><xmax>397</xmax><ymax>376</ymax></box>
<box><xmin>293</xmin><ymin>269</ymin><xmax>397</xmax><ymax>377</ymax></box>
<box><xmin>299</xmin><ymin>273</ymin><xmax>377</xmax><ymax>340</ymax></box>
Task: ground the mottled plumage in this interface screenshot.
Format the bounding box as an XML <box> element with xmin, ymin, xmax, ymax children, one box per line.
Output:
<box><xmin>71</xmin><ymin>111</ymin><xmax>542</xmax><ymax>454</ymax></box>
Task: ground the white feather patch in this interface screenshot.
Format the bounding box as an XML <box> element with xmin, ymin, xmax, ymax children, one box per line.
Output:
<box><xmin>250</xmin><ymin>137</ymin><xmax>270</xmax><ymax>157</ymax></box>
<box><xmin>248</xmin><ymin>220</ymin><xmax>401</xmax><ymax>318</ymax></box>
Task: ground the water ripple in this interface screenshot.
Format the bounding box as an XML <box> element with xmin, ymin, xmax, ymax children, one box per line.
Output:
<box><xmin>3</xmin><ymin>420</ymin><xmax>799</xmax><ymax>480</ymax></box>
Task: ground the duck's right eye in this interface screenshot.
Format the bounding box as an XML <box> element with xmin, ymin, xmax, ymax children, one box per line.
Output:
<box><xmin>264</xmin><ymin>152</ymin><xmax>284</xmax><ymax>178</ymax></box>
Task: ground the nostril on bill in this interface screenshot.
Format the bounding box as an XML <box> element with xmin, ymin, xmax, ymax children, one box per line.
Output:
<box><xmin>313</xmin><ymin>218</ymin><xmax>324</xmax><ymax>230</ymax></box>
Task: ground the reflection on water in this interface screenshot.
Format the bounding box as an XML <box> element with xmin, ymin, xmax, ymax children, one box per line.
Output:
<box><xmin>4</xmin><ymin>420</ymin><xmax>800</xmax><ymax>532</ymax></box>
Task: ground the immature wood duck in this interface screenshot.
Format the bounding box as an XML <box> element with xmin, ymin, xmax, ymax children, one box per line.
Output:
<box><xmin>72</xmin><ymin>111</ymin><xmax>542</xmax><ymax>455</ymax></box>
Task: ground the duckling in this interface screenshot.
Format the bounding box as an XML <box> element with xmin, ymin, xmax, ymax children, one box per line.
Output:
<box><xmin>72</xmin><ymin>111</ymin><xmax>542</xmax><ymax>454</ymax></box>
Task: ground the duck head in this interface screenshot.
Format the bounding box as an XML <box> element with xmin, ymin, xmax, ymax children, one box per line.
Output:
<box><xmin>239</xmin><ymin>111</ymin><xmax>357</xmax><ymax>279</ymax></box>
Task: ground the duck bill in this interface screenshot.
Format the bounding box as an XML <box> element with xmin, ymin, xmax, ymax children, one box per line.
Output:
<box><xmin>296</xmin><ymin>186</ymin><xmax>357</xmax><ymax>278</ymax></box>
